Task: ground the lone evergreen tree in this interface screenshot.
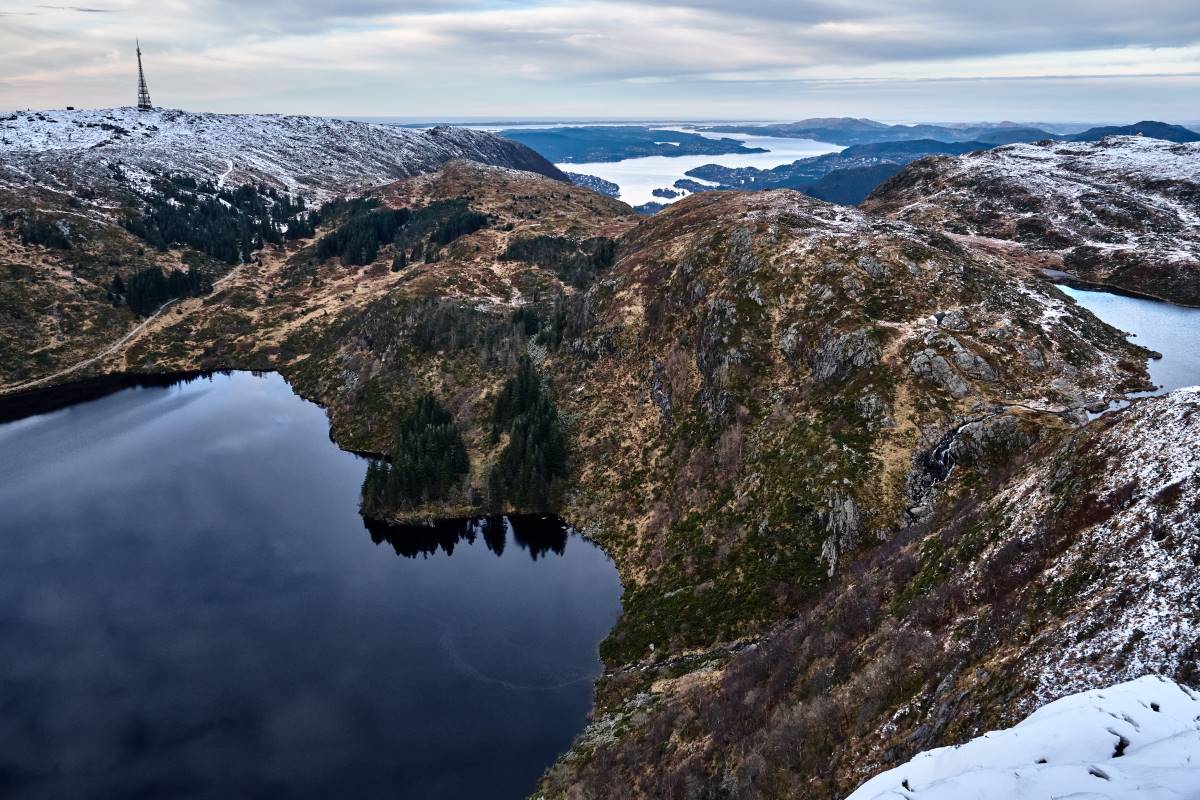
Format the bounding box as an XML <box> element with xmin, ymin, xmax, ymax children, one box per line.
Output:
<box><xmin>108</xmin><ymin>273</ymin><xmax>125</xmax><ymax>306</ymax></box>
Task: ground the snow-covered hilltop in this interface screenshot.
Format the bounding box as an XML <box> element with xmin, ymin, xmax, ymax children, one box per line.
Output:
<box><xmin>864</xmin><ymin>136</ymin><xmax>1200</xmax><ymax>304</ymax></box>
<box><xmin>848</xmin><ymin>676</ymin><xmax>1200</xmax><ymax>800</ymax></box>
<box><xmin>0</xmin><ymin>107</ymin><xmax>565</xmax><ymax>201</ymax></box>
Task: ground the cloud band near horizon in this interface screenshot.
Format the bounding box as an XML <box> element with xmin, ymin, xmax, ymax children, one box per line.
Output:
<box><xmin>0</xmin><ymin>0</ymin><xmax>1196</xmax><ymax>121</ymax></box>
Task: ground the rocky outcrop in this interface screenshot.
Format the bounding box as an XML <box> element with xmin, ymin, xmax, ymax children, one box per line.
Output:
<box><xmin>910</xmin><ymin>350</ymin><xmax>971</xmax><ymax>397</ymax></box>
<box><xmin>810</xmin><ymin>328</ymin><xmax>881</xmax><ymax>381</ymax></box>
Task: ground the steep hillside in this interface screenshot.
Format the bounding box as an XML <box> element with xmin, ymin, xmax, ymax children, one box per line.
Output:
<box><xmin>260</xmin><ymin>184</ymin><xmax>1156</xmax><ymax>651</ymax></box>
<box><xmin>864</xmin><ymin>136</ymin><xmax>1200</xmax><ymax>305</ymax></box>
<box><xmin>537</xmin><ymin>385</ymin><xmax>1200</xmax><ymax>800</ymax></box>
<box><xmin>0</xmin><ymin>107</ymin><xmax>566</xmax><ymax>201</ymax></box>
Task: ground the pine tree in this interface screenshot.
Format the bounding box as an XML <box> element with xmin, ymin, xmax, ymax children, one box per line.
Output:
<box><xmin>359</xmin><ymin>394</ymin><xmax>470</xmax><ymax>515</ymax></box>
<box><xmin>488</xmin><ymin>356</ymin><xmax>568</xmax><ymax>510</ymax></box>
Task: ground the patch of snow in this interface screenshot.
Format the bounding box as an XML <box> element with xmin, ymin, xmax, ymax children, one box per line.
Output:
<box><xmin>848</xmin><ymin>676</ymin><xmax>1200</xmax><ymax>800</ymax></box>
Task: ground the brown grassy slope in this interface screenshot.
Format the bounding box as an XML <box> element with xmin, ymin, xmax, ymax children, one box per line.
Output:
<box><xmin>268</xmin><ymin>185</ymin><xmax>1154</xmax><ymax>690</ymax></box>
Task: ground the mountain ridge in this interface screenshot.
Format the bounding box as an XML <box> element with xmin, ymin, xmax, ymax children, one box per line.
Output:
<box><xmin>0</xmin><ymin>107</ymin><xmax>568</xmax><ymax>201</ymax></box>
<box><xmin>864</xmin><ymin>136</ymin><xmax>1200</xmax><ymax>305</ymax></box>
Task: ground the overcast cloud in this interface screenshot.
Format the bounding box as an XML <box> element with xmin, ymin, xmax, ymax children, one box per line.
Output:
<box><xmin>0</xmin><ymin>0</ymin><xmax>1196</xmax><ymax>121</ymax></box>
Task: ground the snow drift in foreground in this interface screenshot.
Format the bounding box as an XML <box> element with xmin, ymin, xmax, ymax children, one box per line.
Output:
<box><xmin>847</xmin><ymin>676</ymin><xmax>1200</xmax><ymax>800</ymax></box>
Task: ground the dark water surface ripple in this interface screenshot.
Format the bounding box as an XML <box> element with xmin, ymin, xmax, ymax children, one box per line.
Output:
<box><xmin>0</xmin><ymin>371</ymin><xmax>622</xmax><ymax>800</ymax></box>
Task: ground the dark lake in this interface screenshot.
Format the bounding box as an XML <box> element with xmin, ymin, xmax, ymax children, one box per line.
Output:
<box><xmin>0</xmin><ymin>371</ymin><xmax>622</xmax><ymax>800</ymax></box>
<box><xmin>1059</xmin><ymin>284</ymin><xmax>1200</xmax><ymax>396</ymax></box>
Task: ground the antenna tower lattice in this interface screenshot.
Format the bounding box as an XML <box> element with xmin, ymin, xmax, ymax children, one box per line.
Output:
<box><xmin>136</xmin><ymin>40</ymin><xmax>153</xmax><ymax>111</ymax></box>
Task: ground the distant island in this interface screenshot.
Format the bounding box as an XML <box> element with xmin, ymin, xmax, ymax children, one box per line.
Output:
<box><xmin>499</xmin><ymin>126</ymin><xmax>768</xmax><ymax>163</ymax></box>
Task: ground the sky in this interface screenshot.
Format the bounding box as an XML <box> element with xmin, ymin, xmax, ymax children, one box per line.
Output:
<box><xmin>0</xmin><ymin>0</ymin><xmax>1197</xmax><ymax>122</ymax></box>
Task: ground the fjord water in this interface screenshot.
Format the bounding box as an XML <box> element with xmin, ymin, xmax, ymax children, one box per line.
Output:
<box><xmin>0</xmin><ymin>372</ymin><xmax>622</xmax><ymax>800</ymax></box>
<box><xmin>561</xmin><ymin>131</ymin><xmax>840</xmax><ymax>206</ymax></box>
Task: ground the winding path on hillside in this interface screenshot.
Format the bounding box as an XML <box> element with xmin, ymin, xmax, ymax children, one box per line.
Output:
<box><xmin>1</xmin><ymin>261</ymin><xmax>248</xmax><ymax>394</ymax></box>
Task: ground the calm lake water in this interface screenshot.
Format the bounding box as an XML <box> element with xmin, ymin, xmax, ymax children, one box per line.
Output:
<box><xmin>0</xmin><ymin>371</ymin><xmax>622</xmax><ymax>800</ymax></box>
<box><xmin>1059</xmin><ymin>284</ymin><xmax>1200</xmax><ymax>396</ymax></box>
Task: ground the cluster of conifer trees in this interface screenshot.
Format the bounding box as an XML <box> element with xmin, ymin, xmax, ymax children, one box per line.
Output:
<box><xmin>315</xmin><ymin>206</ymin><xmax>410</xmax><ymax>266</ymax></box>
<box><xmin>360</xmin><ymin>394</ymin><xmax>471</xmax><ymax>514</ymax></box>
<box><xmin>358</xmin><ymin>359</ymin><xmax>570</xmax><ymax>518</ymax></box>
<box><xmin>487</xmin><ymin>356</ymin><xmax>569</xmax><ymax>509</ymax></box>
<box><xmin>114</xmin><ymin>264</ymin><xmax>213</xmax><ymax>316</ymax></box>
<box><xmin>124</xmin><ymin>175</ymin><xmax>310</xmax><ymax>265</ymax></box>
<box><xmin>315</xmin><ymin>197</ymin><xmax>489</xmax><ymax>267</ymax></box>
<box><xmin>501</xmin><ymin>234</ymin><xmax>615</xmax><ymax>288</ymax></box>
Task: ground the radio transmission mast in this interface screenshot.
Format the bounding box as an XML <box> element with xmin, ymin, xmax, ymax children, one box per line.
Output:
<box><xmin>136</xmin><ymin>40</ymin><xmax>153</xmax><ymax>111</ymax></box>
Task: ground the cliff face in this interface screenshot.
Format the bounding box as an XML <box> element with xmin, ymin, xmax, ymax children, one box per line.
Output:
<box><xmin>863</xmin><ymin>136</ymin><xmax>1200</xmax><ymax>305</ymax></box>
<box><xmin>0</xmin><ymin>153</ymin><xmax>1192</xmax><ymax>800</ymax></box>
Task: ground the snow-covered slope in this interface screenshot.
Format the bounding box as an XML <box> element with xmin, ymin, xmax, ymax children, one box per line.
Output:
<box><xmin>0</xmin><ymin>107</ymin><xmax>565</xmax><ymax>201</ymax></box>
<box><xmin>864</xmin><ymin>136</ymin><xmax>1200</xmax><ymax>304</ymax></box>
<box><xmin>992</xmin><ymin>385</ymin><xmax>1200</xmax><ymax>706</ymax></box>
<box><xmin>847</xmin><ymin>676</ymin><xmax>1200</xmax><ymax>800</ymax></box>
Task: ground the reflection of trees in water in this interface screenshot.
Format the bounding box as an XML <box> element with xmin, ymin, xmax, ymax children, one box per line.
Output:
<box><xmin>362</xmin><ymin>515</ymin><xmax>570</xmax><ymax>560</ymax></box>
<box><xmin>0</xmin><ymin>369</ymin><xmax>245</xmax><ymax>424</ymax></box>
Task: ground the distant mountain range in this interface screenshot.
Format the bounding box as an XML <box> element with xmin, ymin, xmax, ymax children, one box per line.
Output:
<box><xmin>702</xmin><ymin>118</ymin><xmax>1200</xmax><ymax>146</ymax></box>
<box><xmin>547</xmin><ymin>119</ymin><xmax>1199</xmax><ymax>211</ymax></box>
<box><xmin>627</xmin><ymin>121</ymin><xmax>1199</xmax><ymax>208</ymax></box>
